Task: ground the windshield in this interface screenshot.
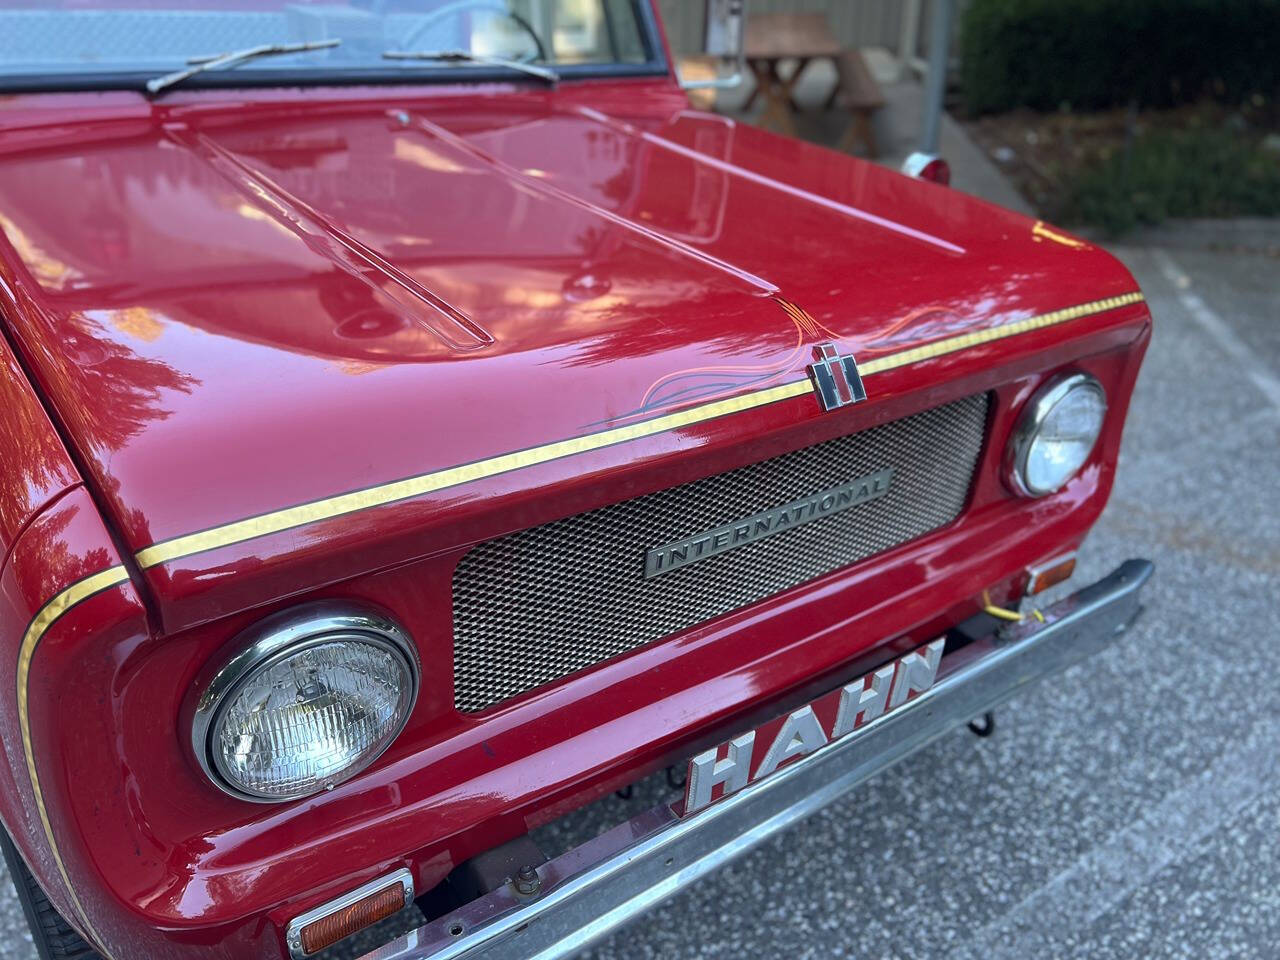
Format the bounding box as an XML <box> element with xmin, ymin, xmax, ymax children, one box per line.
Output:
<box><xmin>0</xmin><ymin>0</ymin><xmax>661</xmax><ymax>90</ymax></box>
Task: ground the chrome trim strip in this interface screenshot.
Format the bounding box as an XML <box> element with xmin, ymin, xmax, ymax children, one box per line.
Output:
<box><xmin>191</xmin><ymin>602</ymin><xmax>420</xmax><ymax>803</ymax></box>
<box><xmin>1006</xmin><ymin>371</ymin><xmax>1107</xmax><ymax>497</ymax></box>
<box><xmin>358</xmin><ymin>559</ymin><xmax>1153</xmax><ymax>960</ymax></box>
<box><xmin>287</xmin><ymin>867</ymin><xmax>414</xmax><ymax>960</ymax></box>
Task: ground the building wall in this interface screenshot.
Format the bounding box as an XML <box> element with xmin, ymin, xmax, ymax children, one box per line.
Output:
<box><xmin>657</xmin><ymin>0</ymin><xmax>907</xmax><ymax>57</ymax></box>
<box><xmin>655</xmin><ymin>0</ymin><xmax>968</xmax><ymax>62</ymax></box>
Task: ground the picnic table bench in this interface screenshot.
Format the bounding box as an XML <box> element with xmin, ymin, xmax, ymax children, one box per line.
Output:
<box><xmin>742</xmin><ymin>12</ymin><xmax>885</xmax><ymax>157</ymax></box>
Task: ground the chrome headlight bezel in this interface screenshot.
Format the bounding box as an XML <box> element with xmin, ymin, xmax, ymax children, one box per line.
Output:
<box><xmin>192</xmin><ymin>602</ymin><xmax>420</xmax><ymax>804</ymax></box>
<box><xmin>1007</xmin><ymin>372</ymin><xmax>1108</xmax><ymax>498</ymax></box>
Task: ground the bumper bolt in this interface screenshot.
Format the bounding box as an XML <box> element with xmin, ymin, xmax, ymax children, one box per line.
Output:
<box><xmin>512</xmin><ymin>864</ymin><xmax>542</xmax><ymax>896</ymax></box>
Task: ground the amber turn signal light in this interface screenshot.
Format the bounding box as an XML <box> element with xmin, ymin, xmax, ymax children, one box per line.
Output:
<box><xmin>286</xmin><ymin>869</ymin><xmax>413</xmax><ymax>958</ymax></box>
<box><xmin>1026</xmin><ymin>553</ymin><xmax>1077</xmax><ymax>596</ymax></box>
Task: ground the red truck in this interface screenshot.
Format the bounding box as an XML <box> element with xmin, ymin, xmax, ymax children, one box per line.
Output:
<box><xmin>0</xmin><ymin>2</ymin><xmax>1152</xmax><ymax>958</ymax></box>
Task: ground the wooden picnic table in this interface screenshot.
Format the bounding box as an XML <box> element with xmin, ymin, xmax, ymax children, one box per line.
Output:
<box><xmin>743</xmin><ymin>12</ymin><xmax>845</xmax><ymax>135</ymax></box>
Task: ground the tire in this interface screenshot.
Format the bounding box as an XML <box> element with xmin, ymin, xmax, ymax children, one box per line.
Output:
<box><xmin>0</xmin><ymin>827</ymin><xmax>100</xmax><ymax>960</ymax></box>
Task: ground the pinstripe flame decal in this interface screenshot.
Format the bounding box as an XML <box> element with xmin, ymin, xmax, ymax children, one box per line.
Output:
<box><xmin>628</xmin><ymin>297</ymin><xmax>839</xmax><ymax>418</ymax></box>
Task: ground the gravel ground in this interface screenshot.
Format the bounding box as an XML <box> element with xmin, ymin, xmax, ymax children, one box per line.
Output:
<box><xmin>1</xmin><ymin>243</ymin><xmax>1276</xmax><ymax>959</ymax></box>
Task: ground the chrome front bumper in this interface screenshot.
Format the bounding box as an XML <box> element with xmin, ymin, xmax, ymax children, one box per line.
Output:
<box><xmin>361</xmin><ymin>559</ymin><xmax>1153</xmax><ymax>960</ymax></box>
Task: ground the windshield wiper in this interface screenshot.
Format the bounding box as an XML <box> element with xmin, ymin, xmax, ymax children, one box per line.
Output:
<box><xmin>382</xmin><ymin>49</ymin><xmax>558</xmax><ymax>84</ymax></box>
<box><xmin>146</xmin><ymin>38</ymin><xmax>342</xmax><ymax>96</ymax></box>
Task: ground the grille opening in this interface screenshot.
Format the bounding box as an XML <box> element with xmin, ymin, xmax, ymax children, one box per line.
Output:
<box><xmin>452</xmin><ymin>393</ymin><xmax>990</xmax><ymax>712</ymax></box>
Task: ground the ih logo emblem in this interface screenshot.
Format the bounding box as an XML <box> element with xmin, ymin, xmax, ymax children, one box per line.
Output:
<box><xmin>807</xmin><ymin>343</ymin><xmax>867</xmax><ymax>411</ymax></box>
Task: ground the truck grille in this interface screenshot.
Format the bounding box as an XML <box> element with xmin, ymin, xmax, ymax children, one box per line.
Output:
<box><xmin>452</xmin><ymin>393</ymin><xmax>989</xmax><ymax>712</ymax></box>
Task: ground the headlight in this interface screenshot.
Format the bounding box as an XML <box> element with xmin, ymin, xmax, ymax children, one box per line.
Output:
<box><xmin>1008</xmin><ymin>372</ymin><xmax>1107</xmax><ymax>497</ymax></box>
<box><xmin>193</xmin><ymin>604</ymin><xmax>419</xmax><ymax>802</ymax></box>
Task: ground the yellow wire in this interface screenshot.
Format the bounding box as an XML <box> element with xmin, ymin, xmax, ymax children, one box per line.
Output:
<box><xmin>982</xmin><ymin>590</ymin><xmax>1028</xmax><ymax>622</ymax></box>
<box><xmin>984</xmin><ymin>604</ymin><xmax>1024</xmax><ymax>622</ymax></box>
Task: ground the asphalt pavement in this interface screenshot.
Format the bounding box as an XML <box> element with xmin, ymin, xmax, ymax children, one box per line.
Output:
<box><xmin>1</xmin><ymin>241</ymin><xmax>1276</xmax><ymax>959</ymax></box>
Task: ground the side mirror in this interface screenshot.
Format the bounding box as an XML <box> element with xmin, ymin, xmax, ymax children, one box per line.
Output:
<box><xmin>678</xmin><ymin>0</ymin><xmax>747</xmax><ymax>92</ymax></box>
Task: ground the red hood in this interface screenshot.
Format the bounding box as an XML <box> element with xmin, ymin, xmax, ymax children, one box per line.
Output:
<box><xmin>0</xmin><ymin>82</ymin><xmax>1141</xmax><ymax>629</ymax></box>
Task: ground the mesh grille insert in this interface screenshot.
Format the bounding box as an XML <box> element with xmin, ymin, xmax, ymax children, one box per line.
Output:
<box><xmin>452</xmin><ymin>393</ymin><xmax>990</xmax><ymax>712</ymax></box>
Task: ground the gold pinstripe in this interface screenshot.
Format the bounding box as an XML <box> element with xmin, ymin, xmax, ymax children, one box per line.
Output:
<box><xmin>134</xmin><ymin>291</ymin><xmax>1144</xmax><ymax>570</ymax></box>
<box><xmin>16</xmin><ymin>565</ymin><xmax>130</xmax><ymax>950</ymax></box>
<box><xmin>859</xmin><ymin>293</ymin><xmax>1144</xmax><ymax>375</ymax></box>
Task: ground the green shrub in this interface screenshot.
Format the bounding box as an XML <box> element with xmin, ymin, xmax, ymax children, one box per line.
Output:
<box><xmin>1057</xmin><ymin>129</ymin><xmax>1280</xmax><ymax>235</ymax></box>
<box><xmin>961</xmin><ymin>0</ymin><xmax>1280</xmax><ymax>115</ymax></box>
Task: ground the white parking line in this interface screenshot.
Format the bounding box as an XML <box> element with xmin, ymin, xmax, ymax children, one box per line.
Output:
<box><xmin>945</xmin><ymin>710</ymin><xmax>1280</xmax><ymax>960</ymax></box>
<box><xmin>1152</xmin><ymin>249</ymin><xmax>1280</xmax><ymax>409</ymax></box>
